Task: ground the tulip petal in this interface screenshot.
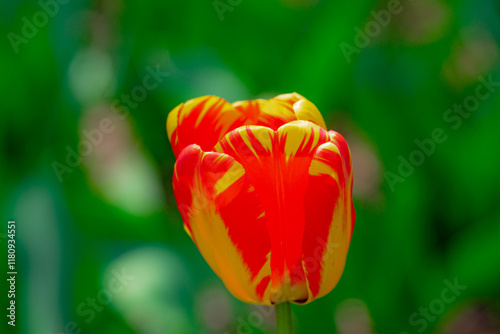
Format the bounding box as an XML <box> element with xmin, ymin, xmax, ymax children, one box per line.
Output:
<box><xmin>166</xmin><ymin>94</ymin><xmax>328</xmax><ymax>158</ymax></box>
<box><xmin>301</xmin><ymin>131</ymin><xmax>355</xmax><ymax>303</ymax></box>
<box><xmin>167</xmin><ymin>96</ymin><xmax>247</xmax><ymax>158</ymax></box>
<box><xmin>232</xmin><ymin>98</ymin><xmax>297</xmax><ymax>130</ymax></box>
<box><xmin>173</xmin><ymin>145</ymin><xmax>272</xmax><ymax>304</ymax></box>
<box><xmin>214</xmin><ymin>120</ymin><xmax>330</xmax><ymax>303</ymax></box>
<box><xmin>274</xmin><ymin>93</ymin><xmax>327</xmax><ymax>130</ymax></box>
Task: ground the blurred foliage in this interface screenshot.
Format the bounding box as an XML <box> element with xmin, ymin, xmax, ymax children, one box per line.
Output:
<box><xmin>1</xmin><ymin>0</ymin><xmax>500</xmax><ymax>333</ymax></box>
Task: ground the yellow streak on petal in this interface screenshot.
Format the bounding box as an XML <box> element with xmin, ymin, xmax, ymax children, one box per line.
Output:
<box><xmin>186</xmin><ymin>155</ymin><xmax>272</xmax><ymax>305</ymax></box>
<box><xmin>280</xmin><ymin>123</ymin><xmax>306</xmax><ymax>158</ymax></box>
<box><xmin>273</xmin><ymin>93</ymin><xmax>327</xmax><ymax>130</ymax></box>
<box><xmin>261</xmin><ymin>99</ymin><xmax>296</xmax><ymax>120</ymax></box>
<box><xmin>232</xmin><ymin>99</ymin><xmax>267</xmax><ymax>123</ymax></box>
<box><xmin>182</xmin><ymin>95</ymin><xmax>241</xmax><ymax>136</ymax></box>
<box><xmin>189</xmin><ymin>179</ymin><xmax>256</xmax><ymax>303</ymax></box>
<box><xmin>309</xmin><ymin>159</ymin><xmax>339</xmax><ymax>183</ymax></box>
<box><xmin>239</xmin><ymin>128</ymin><xmax>261</xmax><ymax>160</ymax></box>
<box><xmin>233</xmin><ymin>99</ymin><xmax>295</xmax><ymax>126</ymax></box>
<box><xmin>273</xmin><ymin>92</ymin><xmax>305</xmax><ymax>103</ymax></box>
<box><xmin>310</xmin><ymin>127</ymin><xmax>323</xmax><ymax>152</ymax></box>
<box><xmin>253</xmin><ymin>127</ymin><xmax>275</xmax><ymax>152</ymax></box>
<box><xmin>308</xmin><ymin>144</ymin><xmax>340</xmax><ymax>184</ymax></box>
<box><xmin>316</xmin><ymin>198</ymin><xmax>351</xmax><ymax>299</ymax></box>
<box><xmin>278</xmin><ymin>120</ymin><xmax>325</xmax><ymax>160</ymax></box>
<box><xmin>214</xmin><ymin>162</ymin><xmax>245</xmax><ymax>196</ymax></box>
<box><xmin>293</xmin><ymin>99</ymin><xmax>327</xmax><ymax>130</ymax></box>
<box><xmin>213</xmin><ymin>142</ymin><xmax>223</xmax><ymax>153</ymax></box>
<box><xmin>242</xmin><ymin>126</ymin><xmax>274</xmax><ymax>158</ymax></box>
<box><xmin>166</xmin><ymin>103</ymin><xmax>182</xmax><ymax>144</ymax></box>
<box><xmin>252</xmin><ymin>252</ymin><xmax>272</xmax><ymax>302</ymax></box>
<box><xmin>187</xmin><ymin>96</ymin><xmax>218</xmax><ymax>128</ymax></box>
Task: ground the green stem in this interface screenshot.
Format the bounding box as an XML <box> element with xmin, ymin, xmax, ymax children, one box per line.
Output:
<box><xmin>275</xmin><ymin>302</ymin><xmax>292</xmax><ymax>334</ymax></box>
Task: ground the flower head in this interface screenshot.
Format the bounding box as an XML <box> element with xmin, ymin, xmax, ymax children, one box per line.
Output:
<box><xmin>167</xmin><ymin>93</ymin><xmax>355</xmax><ymax>305</ymax></box>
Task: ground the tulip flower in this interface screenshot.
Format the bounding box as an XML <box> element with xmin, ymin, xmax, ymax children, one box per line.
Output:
<box><xmin>167</xmin><ymin>93</ymin><xmax>355</xmax><ymax>333</ymax></box>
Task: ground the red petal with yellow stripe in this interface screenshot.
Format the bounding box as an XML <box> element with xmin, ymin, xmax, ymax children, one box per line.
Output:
<box><xmin>302</xmin><ymin>131</ymin><xmax>355</xmax><ymax>302</ymax></box>
<box><xmin>173</xmin><ymin>144</ymin><xmax>272</xmax><ymax>304</ymax></box>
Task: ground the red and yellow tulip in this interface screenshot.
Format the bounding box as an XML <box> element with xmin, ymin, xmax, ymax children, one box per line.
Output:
<box><xmin>167</xmin><ymin>93</ymin><xmax>355</xmax><ymax>305</ymax></box>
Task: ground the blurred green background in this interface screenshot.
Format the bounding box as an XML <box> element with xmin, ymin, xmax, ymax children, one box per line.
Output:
<box><xmin>2</xmin><ymin>0</ymin><xmax>500</xmax><ymax>333</ymax></box>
